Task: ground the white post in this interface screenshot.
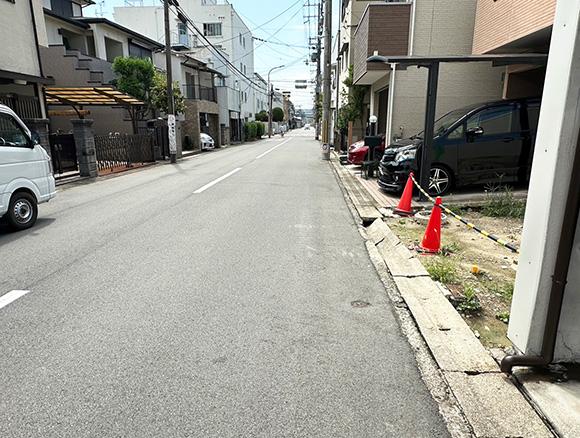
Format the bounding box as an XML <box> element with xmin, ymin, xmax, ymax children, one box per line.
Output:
<box><xmin>507</xmin><ymin>0</ymin><xmax>580</xmax><ymax>363</ymax></box>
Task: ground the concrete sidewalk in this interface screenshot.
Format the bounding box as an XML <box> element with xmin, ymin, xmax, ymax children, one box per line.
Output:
<box><xmin>330</xmin><ymin>154</ymin><xmax>556</xmax><ymax>438</ymax></box>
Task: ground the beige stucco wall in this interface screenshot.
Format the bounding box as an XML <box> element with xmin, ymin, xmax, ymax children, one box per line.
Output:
<box><xmin>390</xmin><ymin>0</ymin><xmax>504</xmax><ymax>140</ymax></box>
<box><xmin>0</xmin><ymin>0</ymin><xmax>44</xmax><ymax>77</ymax></box>
<box><xmin>472</xmin><ymin>0</ymin><xmax>556</xmax><ymax>54</ymax></box>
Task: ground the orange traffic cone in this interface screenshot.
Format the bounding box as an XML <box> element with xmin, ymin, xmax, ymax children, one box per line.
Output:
<box><xmin>420</xmin><ymin>197</ymin><xmax>442</xmax><ymax>253</ymax></box>
<box><xmin>394</xmin><ymin>172</ymin><xmax>415</xmax><ymax>216</ymax></box>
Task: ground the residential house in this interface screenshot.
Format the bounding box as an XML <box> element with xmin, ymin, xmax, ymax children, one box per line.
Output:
<box><xmin>154</xmin><ymin>51</ymin><xmax>222</xmax><ymax>149</ymax></box>
<box><xmin>0</xmin><ymin>0</ymin><xmax>52</xmax><ymax>148</ymax></box>
<box><xmin>472</xmin><ymin>0</ymin><xmax>556</xmax><ymax>98</ymax></box>
<box><xmin>343</xmin><ymin>0</ymin><xmax>504</xmax><ymax>144</ymax></box>
<box><xmin>40</xmin><ymin>0</ymin><xmax>164</xmax><ymax>135</ymax></box>
<box><xmin>114</xmin><ymin>0</ymin><xmax>263</xmax><ymax>143</ymax></box>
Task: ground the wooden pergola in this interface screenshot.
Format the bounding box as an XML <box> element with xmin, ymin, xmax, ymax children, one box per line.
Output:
<box><xmin>45</xmin><ymin>87</ymin><xmax>144</xmax><ymax>118</ymax></box>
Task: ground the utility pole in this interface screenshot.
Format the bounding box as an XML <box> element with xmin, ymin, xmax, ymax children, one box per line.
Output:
<box><xmin>314</xmin><ymin>1</ymin><xmax>322</xmax><ymax>141</ymax></box>
<box><xmin>267</xmin><ymin>65</ymin><xmax>284</xmax><ymax>138</ymax></box>
<box><xmin>335</xmin><ymin>0</ymin><xmax>342</xmax><ymax>152</ymax></box>
<box><xmin>164</xmin><ymin>0</ymin><xmax>176</xmax><ymax>163</ymax></box>
<box><xmin>321</xmin><ymin>0</ymin><xmax>332</xmax><ymax>159</ymax></box>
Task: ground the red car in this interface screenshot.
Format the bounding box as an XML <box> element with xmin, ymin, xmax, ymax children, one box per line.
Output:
<box><xmin>347</xmin><ymin>136</ymin><xmax>386</xmax><ymax>165</ymax></box>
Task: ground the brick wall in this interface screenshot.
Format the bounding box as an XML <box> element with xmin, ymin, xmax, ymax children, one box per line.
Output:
<box><xmin>473</xmin><ymin>0</ymin><xmax>556</xmax><ymax>54</ymax></box>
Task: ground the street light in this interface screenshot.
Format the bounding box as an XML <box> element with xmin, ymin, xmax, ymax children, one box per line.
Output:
<box><xmin>267</xmin><ymin>65</ymin><xmax>285</xmax><ymax>138</ymax></box>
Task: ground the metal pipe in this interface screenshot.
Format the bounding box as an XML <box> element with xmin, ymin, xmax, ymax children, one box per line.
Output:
<box><xmin>385</xmin><ymin>63</ymin><xmax>396</xmax><ymax>144</ymax></box>
<box><xmin>267</xmin><ymin>65</ymin><xmax>284</xmax><ymax>138</ymax></box>
<box><xmin>501</xmin><ymin>125</ymin><xmax>580</xmax><ymax>374</ymax></box>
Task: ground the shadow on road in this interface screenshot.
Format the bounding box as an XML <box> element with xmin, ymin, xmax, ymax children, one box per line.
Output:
<box><xmin>0</xmin><ymin>218</ymin><xmax>56</xmax><ymax>244</ymax></box>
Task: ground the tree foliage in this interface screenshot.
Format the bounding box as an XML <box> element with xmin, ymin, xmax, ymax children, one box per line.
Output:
<box><xmin>272</xmin><ymin>107</ymin><xmax>284</xmax><ymax>122</ymax></box>
<box><xmin>112</xmin><ymin>57</ymin><xmax>185</xmax><ymax>133</ymax></box>
<box><xmin>149</xmin><ymin>71</ymin><xmax>185</xmax><ymax>115</ymax></box>
<box><xmin>255</xmin><ymin>110</ymin><xmax>269</xmax><ymax>122</ymax></box>
<box><xmin>337</xmin><ymin>65</ymin><xmax>368</xmax><ymax>131</ymax></box>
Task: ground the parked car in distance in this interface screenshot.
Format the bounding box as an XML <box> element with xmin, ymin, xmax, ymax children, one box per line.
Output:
<box><xmin>0</xmin><ymin>104</ymin><xmax>56</xmax><ymax>231</ymax></box>
<box><xmin>348</xmin><ymin>135</ymin><xmax>386</xmax><ymax>165</ymax></box>
<box><xmin>200</xmin><ymin>133</ymin><xmax>215</xmax><ymax>150</ymax></box>
<box><xmin>378</xmin><ymin>97</ymin><xmax>541</xmax><ymax>195</ymax></box>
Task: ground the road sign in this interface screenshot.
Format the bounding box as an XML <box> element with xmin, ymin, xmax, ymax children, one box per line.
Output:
<box><xmin>168</xmin><ymin>114</ymin><xmax>177</xmax><ymax>154</ymax></box>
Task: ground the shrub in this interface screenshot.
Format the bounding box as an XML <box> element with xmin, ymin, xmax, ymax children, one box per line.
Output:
<box><xmin>426</xmin><ymin>258</ymin><xmax>457</xmax><ymax>284</ymax></box>
<box><xmin>482</xmin><ymin>186</ymin><xmax>526</xmax><ymax>219</ymax></box>
<box><xmin>244</xmin><ymin>121</ymin><xmax>258</xmax><ymax>141</ymax></box>
<box><xmin>256</xmin><ymin>122</ymin><xmax>265</xmax><ymax>138</ymax></box>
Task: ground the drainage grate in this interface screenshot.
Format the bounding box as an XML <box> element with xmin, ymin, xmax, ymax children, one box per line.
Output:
<box><xmin>351</xmin><ymin>300</ymin><xmax>371</xmax><ymax>308</ymax></box>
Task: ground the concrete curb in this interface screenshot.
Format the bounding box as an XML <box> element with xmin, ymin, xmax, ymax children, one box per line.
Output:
<box><xmin>329</xmin><ymin>156</ymin><xmax>555</xmax><ymax>437</ymax></box>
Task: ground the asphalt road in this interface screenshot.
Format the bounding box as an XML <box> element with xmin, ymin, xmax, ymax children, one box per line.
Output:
<box><xmin>0</xmin><ymin>130</ymin><xmax>449</xmax><ymax>437</ymax></box>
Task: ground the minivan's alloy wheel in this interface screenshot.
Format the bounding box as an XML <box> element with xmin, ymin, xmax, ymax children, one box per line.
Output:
<box><xmin>428</xmin><ymin>166</ymin><xmax>452</xmax><ymax>196</ymax></box>
<box><xmin>7</xmin><ymin>192</ymin><xmax>38</xmax><ymax>231</ymax></box>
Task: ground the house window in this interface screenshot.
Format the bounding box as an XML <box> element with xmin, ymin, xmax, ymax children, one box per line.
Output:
<box><xmin>129</xmin><ymin>42</ymin><xmax>152</xmax><ymax>60</ymax></box>
<box><xmin>71</xmin><ymin>1</ymin><xmax>81</xmax><ymax>16</ymax></box>
<box><xmin>178</xmin><ymin>22</ymin><xmax>189</xmax><ymax>46</ymax></box>
<box><xmin>203</xmin><ymin>23</ymin><xmax>222</xmax><ymax>37</ymax></box>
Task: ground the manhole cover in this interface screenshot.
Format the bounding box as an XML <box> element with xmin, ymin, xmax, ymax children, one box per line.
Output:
<box><xmin>351</xmin><ymin>300</ymin><xmax>371</xmax><ymax>308</ymax></box>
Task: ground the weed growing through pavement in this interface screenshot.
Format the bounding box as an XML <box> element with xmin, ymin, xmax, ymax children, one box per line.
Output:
<box><xmin>426</xmin><ymin>258</ymin><xmax>458</xmax><ymax>284</ymax></box>
<box><xmin>496</xmin><ymin>311</ymin><xmax>510</xmax><ymax>324</ymax></box>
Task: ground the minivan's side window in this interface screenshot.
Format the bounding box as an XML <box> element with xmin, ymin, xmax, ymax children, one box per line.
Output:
<box><xmin>447</xmin><ymin>124</ymin><xmax>464</xmax><ymax>139</ymax></box>
<box><xmin>0</xmin><ymin>114</ymin><xmax>29</xmax><ymax>147</ymax></box>
<box><xmin>527</xmin><ymin>103</ymin><xmax>541</xmax><ymax>132</ymax></box>
<box><xmin>467</xmin><ymin>105</ymin><xmax>518</xmax><ymax>135</ymax></box>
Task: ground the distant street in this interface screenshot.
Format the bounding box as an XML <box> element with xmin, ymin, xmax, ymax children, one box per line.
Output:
<box><xmin>0</xmin><ymin>130</ymin><xmax>448</xmax><ymax>437</ymax></box>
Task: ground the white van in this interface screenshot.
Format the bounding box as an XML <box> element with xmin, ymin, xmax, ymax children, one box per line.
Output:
<box><xmin>0</xmin><ymin>104</ymin><xmax>56</xmax><ymax>231</ymax></box>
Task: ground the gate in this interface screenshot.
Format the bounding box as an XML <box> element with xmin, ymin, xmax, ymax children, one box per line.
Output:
<box><xmin>94</xmin><ymin>133</ymin><xmax>155</xmax><ymax>173</ymax></box>
<box><xmin>49</xmin><ymin>133</ymin><xmax>78</xmax><ymax>175</ymax></box>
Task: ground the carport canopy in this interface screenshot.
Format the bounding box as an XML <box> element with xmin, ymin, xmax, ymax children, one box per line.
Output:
<box><xmin>366</xmin><ymin>53</ymin><xmax>548</xmax><ymax>200</ymax></box>
<box><xmin>45</xmin><ymin>86</ymin><xmax>144</xmax><ymax>118</ymax></box>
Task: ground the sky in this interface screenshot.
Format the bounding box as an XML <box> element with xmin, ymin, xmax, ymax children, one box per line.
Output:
<box><xmin>85</xmin><ymin>0</ymin><xmax>340</xmax><ymax>109</ymax></box>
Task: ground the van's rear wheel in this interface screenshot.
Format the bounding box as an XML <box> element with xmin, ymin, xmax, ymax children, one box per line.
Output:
<box><xmin>7</xmin><ymin>192</ymin><xmax>38</xmax><ymax>231</ymax></box>
<box><xmin>428</xmin><ymin>165</ymin><xmax>453</xmax><ymax>196</ymax></box>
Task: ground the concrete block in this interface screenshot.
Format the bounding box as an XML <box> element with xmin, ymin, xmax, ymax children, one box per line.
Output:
<box><xmin>445</xmin><ymin>372</ymin><xmax>554</xmax><ymax>438</ymax></box>
<box><xmin>394</xmin><ymin>276</ymin><xmax>498</xmax><ymax>373</ymax></box>
<box><xmin>366</xmin><ymin>219</ymin><xmax>391</xmax><ymax>244</ymax></box>
<box><xmin>514</xmin><ymin>369</ymin><xmax>580</xmax><ymax>438</ymax></box>
<box><xmin>377</xmin><ymin>240</ymin><xmax>430</xmax><ymax>278</ymax></box>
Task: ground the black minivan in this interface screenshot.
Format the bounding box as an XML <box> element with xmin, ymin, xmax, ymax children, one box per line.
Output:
<box><xmin>377</xmin><ymin>97</ymin><xmax>541</xmax><ymax>195</ymax></box>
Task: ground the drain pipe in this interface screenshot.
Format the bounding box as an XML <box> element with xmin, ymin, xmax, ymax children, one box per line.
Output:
<box><xmin>501</xmin><ymin>126</ymin><xmax>580</xmax><ymax>374</ymax></box>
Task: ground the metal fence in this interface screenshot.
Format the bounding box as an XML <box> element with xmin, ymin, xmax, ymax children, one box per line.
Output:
<box><xmin>94</xmin><ymin>133</ymin><xmax>155</xmax><ymax>173</ymax></box>
<box><xmin>0</xmin><ymin>94</ymin><xmax>42</xmax><ymax>119</ymax></box>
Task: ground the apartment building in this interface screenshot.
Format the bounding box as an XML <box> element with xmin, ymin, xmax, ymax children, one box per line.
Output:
<box><xmin>114</xmin><ymin>0</ymin><xmax>262</xmax><ymax>142</ymax></box>
<box><xmin>343</xmin><ymin>0</ymin><xmax>504</xmax><ymax>144</ymax></box>
<box><xmin>472</xmin><ymin>0</ymin><xmax>556</xmax><ymax>98</ymax></box>
<box><xmin>0</xmin><ymin>0</ymin><xmax>51</xmax><ymax>146</ymax></box>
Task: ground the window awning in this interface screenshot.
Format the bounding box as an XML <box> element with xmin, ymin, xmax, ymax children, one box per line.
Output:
<box><xmin>45</xmin><ymin>87</ymin><xmax>144</xmax><ymax>107</ymax></box>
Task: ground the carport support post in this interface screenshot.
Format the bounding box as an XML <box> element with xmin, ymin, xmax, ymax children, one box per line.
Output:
<box><xmin>418</xmin><ymin>62</ymin><xmax>439</xmax><ymax>201</ymax></box>
<box><xmin>71</xmin><ymin>119</ymin><xmax>98</xmax><ymax>178</ymax></box>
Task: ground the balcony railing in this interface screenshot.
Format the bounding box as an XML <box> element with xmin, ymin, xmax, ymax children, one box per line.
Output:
<box><xmin>0</xmin><ymin>94</ymin><xmax>42</xmax><ymax>119</ymax></box>
<box><xmin>183</xmin><ymin>85</ymin><xmax>217</xmax><ymax>102</ymax></box>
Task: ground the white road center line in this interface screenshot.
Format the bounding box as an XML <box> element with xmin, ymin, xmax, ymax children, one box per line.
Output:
<box><xmin>255</xmin><ymin>138</ymin><xmax>291</xmax><ymax>160</ymax></box>
<box><xmin>0</xmin><ymin>290</ymin><xmax>30</xmax><ymax>310</ymax></box>
<box><xmin>194</xmin><ymin>167</ymin><xmax>243</xmax><ymax>194</ymax></box>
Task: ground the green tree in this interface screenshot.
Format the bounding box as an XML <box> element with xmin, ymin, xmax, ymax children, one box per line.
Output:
<box><xmin>272</xmin><ymin>107</ymin><xmax>284</xmax><ymax>122</ymax></box>
<box><xmin>112</xmin><ymin>57</ymin><xmax>155</xmax><ymax>134</ymax></box>
<box><xmin>337</xmin><ymin>65</ymin><xmax>368</xmax><ymax>133</ymax></box>
<box><xmin>255</xmin><ymin>110</ymin><xmax>269</xmax><ymax>122</ymax></box>
<box><xmin>149</xmin><ymin>71</ymin><xmax>185</xmax><ymax>115</ymax></box>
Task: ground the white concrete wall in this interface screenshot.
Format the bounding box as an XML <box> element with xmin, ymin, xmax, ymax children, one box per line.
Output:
<box><xmin>0</xmin><ymin>0</ymin><xmax>43</xmax><ymax>77</ymax></box>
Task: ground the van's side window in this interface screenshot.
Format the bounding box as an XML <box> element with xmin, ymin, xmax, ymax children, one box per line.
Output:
<box><xmin>466</xmin><ymin>105</ymin><xmax>518</xmax><ymax>135</ymax></box>
<box><xmin>0</xmin><ymin>114</ymin><xmax>29</xmax><ymax>147</ymax></box>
